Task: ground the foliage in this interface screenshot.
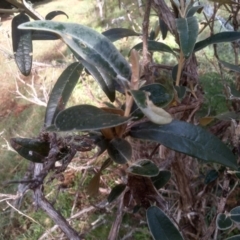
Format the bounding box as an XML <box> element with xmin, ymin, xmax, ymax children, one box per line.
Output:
<box><xmin>2</xmin><ymin>0</ymin><xmax>240</xmax><ymax>239</ymax></box>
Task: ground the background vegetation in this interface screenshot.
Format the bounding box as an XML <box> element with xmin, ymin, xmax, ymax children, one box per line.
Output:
<box><xmin>0</xmin><ymin>0</ymin><xmax>240</xmax><ymax>239</ymax></box>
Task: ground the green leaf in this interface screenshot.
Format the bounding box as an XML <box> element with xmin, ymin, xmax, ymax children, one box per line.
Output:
<box><xmin>186</xmin><ymin>5</ymin><xmax>204</xmax><ymax>17</ymax></box>
<box><xmin>235</xmin><ymin>167</ymin><xmax>240</xmax><ymax>179</ymax></box>
<box><xmin>151</xmin><ymin>170</ymin><xmax>171</xmax><ymax>189</ymax></box>
<box><xmin>225</xmin><ymin>234</ymin><xmax>240</xmax><ymax>240</ymax></box>
<box><xmin>172</xmin><ymin>64</ymin><xmax>178</xmax><ymax>81</ymax></box>
<box><xmin>10</xmin><ymin>138</ymin><xmax>49</xmax><ymax>163</ymax></box>
<box><xmin>102</xmin><ymin>28</ymin><xmax>140</xmax><ymax>42</ymax></box>
<box><xmin>175</xmin><ymin>86</ymin><xmax>187</xmax><ymax>100</ymax></box>
<box><xmin>159</xmin><ymin>19</ymin><xmax>168</xmax><ymax>40</ymax></box>
<box><xmin>216</xmin><ymin>111</ymin><xmax>240</xmax><ymax>121</ymax></box>
<box><xmin>100</xmin><ymin>158</ymin><xmax>113</xmax><ymax>171</ymax></box>
<box><xmin>107</xmin><ymin>138</ymin><xmax>132</xmax><ymax>164</ymax></box>
<box><xmin>127</xmin><ymin>159</ymin><xmax>159</xmax><ymax>177</ymax></box>
<box><xmin>219</xmin><ymin>59</ymin><xmax>240</xmax><ymax>73</ymax></box>
<box><xmin>204</xmin><ymin>169</ymin><xmax>218</xmax><ymax>184</ymax></box>
<box><xmin>129</xmin><ymin>120</ymin><xmax>238</xmax><ymax>169</ymax></box>
<box><xmin>12</xmin><ymin>13</ymin><xmax>32</xmax><ymax>76</ymax></box>
<box><xmin>54</xmin><ymin>105</ymin><xmax>131</xmax><ymax>131</ymax></box>
<box><xmin>44</xmin><ymin>62</ymin><xmax>83</xmax><ymax>127</ymax></box>
<box><xmin>140</xmin><ymin>83</ymin><xmax>174</xmax><ymax>108</ymax></box>
<box><xmin>19</xmin><ymin>21</ymin><xmax>131</xmax><ymax>80</ymax></box>
<box><xmin>131</xmin><ymin>90</ymin><xmax>173</xmax><ymax>124</ymax></box>
<box><xmin>107</xmin><ymin>184</ymin><xmax>126</xmax><ymax>203</ymax></box>
<box><xmin>130</xmin><ymin>40</ymin><xmax>175</xmax><ymax>55</ymax></box>
<box><xmin>80</xmin><ymin>58</ymin><xmax>115</xmax><ymax>101</ymax></box>
<box><xmin>45</xmin><ymin>11</ymin><xmax>69</xmax><ymax>20</ymax></box>
<box><xmin>147</xmin><ymin>206</ymin><xmax>184</xmax><ymax>240</ymax></box>
<box><xmin>176</xmin><ymin>16</ymin><xmax>199</xmax><ymax>57</ymax></box>
<box><xmin>230</xmin><ymin>206</ymin><xmax>240</xmax><ymax>223</ymax></box>
<box><xmin>228</xmin><ymin>83</ymin><xmax>240</xmax><ymax>99</ymax></box>
<box><xmin>194</xmin><ymin>32</ymin><xmax>240</xmax><ymax>52</ymax></box>
<box><xmin>216</xmin><ymin>213</ymin><xmax>233</xmax><ymax>230</ymax></box>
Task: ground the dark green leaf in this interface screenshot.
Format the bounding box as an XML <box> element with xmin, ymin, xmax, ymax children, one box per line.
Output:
<box><xmin>19</xmin><ymin>21</ymin><xmax>131</xmax><ymax>80</ymax></box>
<box><xmin>102</xmin><ymin>28</ymin><xmax>140</xmax><ymax>42</ymax></box>
<box><xmin>141</xmin><ymin>83</ymin><xmax>174</xmax><ymax>108</ymax></box>
<box><xmin>45</xmin><ymin>11</ymin><xmax>69</xmax><ymax>20</ymax></box>
<box><xmin>130</xmin><ymin>40</ymin><xmax>175</xmax><ymax>55</ymax></box>
<box><xmin>230</xmin><ymin>206</ymin><xmax>240</xmax><ymax>223</ymax></box>
<box><xmin>129</xmin><ymin>120</ymin><xmax>238</xmax><ymax>169</ymax></box>
<box><xmin>107</xmin><ymin>138</ymin><xmax>132</xmax><ymax>164</ymax></box>
<box><xmin>175</xmin><ymin>86</ymin><xmax>187</xmax><ymax>100</ymax></box>
<box><xmin>159</xmin><ymin>19</ymin><xmax>168</xmax><ymax>40</ymax></box>
<box><xmin>44</xmin><ymin>62</ymin><xmax>83</xmax><ymax>127</ymax></box>
<box><xmin>127</xmin><ymin>159</ymin><xmax>159</xmax><ymax>177</ymax></box>
<box><xmin>10</xmin><ymin>138</ymin><xmax>49</xmax><ymax>163</ymax></box>
<box><xmin>229</xmin><ymin>83</ymin><xmax>240</xmax><ymax>99</ymax></box>
<box><xmin>147</xmin><ymin>206</ymin><xmax>184</xmax><ymax>240</ymax></box>
<box><xmin>172</xmin><ymin>64</ymin><xmax>178</xmax><ymax>81</ymax></box>
<box><xmin>151</xmin><ymin>170</ymin><xmax>171</xmax><ymax>189</ymax></box>
<box><xmin>55</xmin><ymin>105</ymin><xmax>131</xmax><ymax>131</ymax></box>
<box><xmin>235</xmin><ymin>167</ymin><xmax>240</xmax><ymax>179</ymax></box>
<box><xmin>216</xmin><ymin>112</ymin><xmax>240</xmax><ymax>121</ymax></box>
<box><xmin>194</xmin><ymin>32</ymin><xmax>240</xmax><ymax>52</ymax></box>
<box><xmin>107</xmin><ymin>184</ymin><xmax>126</xmax><ymax>203</ymax></box>
<box><xmin>219</xmin><ymin>59</ymin><xmax>240</xmax><ymax>73</ymax></box>
<box><xmin>225</xmin><ymin>234</ymin><xmax>240</xmax><ymax>240</ymax></box>
<box><xmin>186</xmin><ymin>5</ymin><xmax>204</xmax><ymax>17</ymax></box>
<box><xmin>80</xmin><ymin>58</ymin><xmax>115</xmax><ymax>101</ymax></box>
<box><xmin>32</xmin><ymin>30</ymin><xmax>60</xmax><ymax>40</ymax></box>
<box><xmin>131</xmin><ymin>90</ymin><xmax>173</xmax><ymax>124</ymax></box>
<box><xmin>216</xmin><ymin>213</ymin><xmax>233</xmax><ymax>230</ymax></box>
<box><xmin>204</xmin><ymin>169</ymin><xmax>218</xmax><ymax>184</ymax></box>
<box><xmin>176</xmin><ymin>16</ymin><xmax>199</xmax><ymax>57</ymax></box>
<box><xmin>100</xmin><ymin>158</ymin><xmax>113</xmax><ymax>171</ymax></box>
<box><xmin>12</xmin><ymin>13</ymin><xmax>32</xmax><ymax>76</ymax></box>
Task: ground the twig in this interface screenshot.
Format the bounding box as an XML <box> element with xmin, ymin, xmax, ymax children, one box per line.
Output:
<box><xmin>142</xmin><ymin>0</ymin><xmax>151</xmax><ymax>69</ymax></box>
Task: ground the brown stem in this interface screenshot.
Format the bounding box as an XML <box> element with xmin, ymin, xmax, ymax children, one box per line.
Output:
<box><xmin>142</xmin><ymin>0</ymin><xmax>151</xmax><ymax>69</ymax></box>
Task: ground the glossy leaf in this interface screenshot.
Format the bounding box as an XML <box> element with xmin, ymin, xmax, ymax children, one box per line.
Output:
<box><xmin>186</xmin><ymin>5</ymin><xmax>204</xmax><ymax>17</ymax></box>
<box><xmin>107</xmin><ymin>184</ymin><xmax>126</xmax><ymax>203</ymax></box>
<box><xmin>204</xmin><ymin>169</ymin><xmax>218</xmax><ymax>184</ymax></box>
<box><xmin>172</xmin><ymin>64</ymin><xmax>178</xmax><ymax>81</ymax></box>
<box><xmin>194</xmin><ymin>32</ymin><xmax>240</xmax><ymax>52</ymax></box>
<box><xmin>19</xmin><ymin>21</ymin><xmax>131</xmax><ymax>80</ymax></box>
<box><xmin>219</xmin><ymin>59</ymin><xmax>240</xmax><ymax>73</ymax></box>
<box><xmin>175</xmin><ymin>86</ymin><xmax>186</xmax><ymax>100</ymax></box>
<box><xmin>147</xmin><ymin>206</ymin><xmax>184</xmax><ymax>240</ymax></box>
<box><xmin>129</xmin><ymin>120</ymin><xmax>238</xmax><ymax>169</ymax></box>
<box><xmin>216</xmin><ymin>213</ymin><xmax>233</xmax><ymax>230</ymax></box>
<box><xmin>44</xmin><ymin>62</ymin><xmax>83</xmax><ymax>127</ymax></box>
<box><xmin>151</xmin><ymin>170</ymin><xmax>171</xmax><ymax>189</ymax></box>
<box><xmin>127</xmin><ymin>159</ymin><xmax>159</xmax><ymax>177</ymax></box>
<box><xmin>102</xmin><ymin>28</ymin><xmax>140</xmax><ymax>42</ymax></box>
<box><xmin>130</xmin><ymin>40</ymin><xmax>175</xmax><ymax>55</ymax></box>
<box><xmin>235</xmin><ymin>167</ymin><xmax>240</xmax><ymax>179</ymax></box>
<box><xmin>225</xmin><ymin>234</ymin><xmax>240</xmax><ymax>240</ymax></box>
<box><xmin>54</xmin><ymin>105</ymin><xmax>131</xmax><ymax>131</ymax></box>
<box><xmin>131</xmin><ymin>90</ymin><xmax>173</xmax><ymax>124</ymax></box>
<box><xmin>141</xmin><ymin>83</ymin><xmax>174</xmax><ymax>108</ymax></box>
<box><xmin>12</xmin><ymin>13</ymin><xmax>32</xmax><ymax>76</ymax></box>
<box><xmin>80</xmin><ymin>58</ymin><xmax>115</xmax><ymax>101</ymax></box>
<box><xmin>107</xmin><ymin>138</ymin><xmax>132</xmax><ymax>164</ymax></box>
<box><xmin>176</xmin><ymin>16</ymin><xmax>199</xmax><ymax>57</ymax></box>
<box><xmin>216</xmin><ymin>111</ymin><xmax>240</xmax><ymax>121</ymax></box>
<box><xmin>230</xmin><ymin>206</ymin><xmax>240</xmax><ymax>223</ymax></box>
<box><xmin>45</xmin><ymin>10</ymin><xmax>69</xmax><ymax>20</ymax></box>
<box><xmin>159</xmin><ymin>19</ymin><xmax>168</xmax><ymax>40</ymax></box>
<box><xmin>10</xmin><ymin>138</ymin><xmax>49</xmax><ymax>163</ymax></box>
<box><xmin>32</xmin><ymin>30</ymin><xmax>60</xmax><ymax>40</ymax></box>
